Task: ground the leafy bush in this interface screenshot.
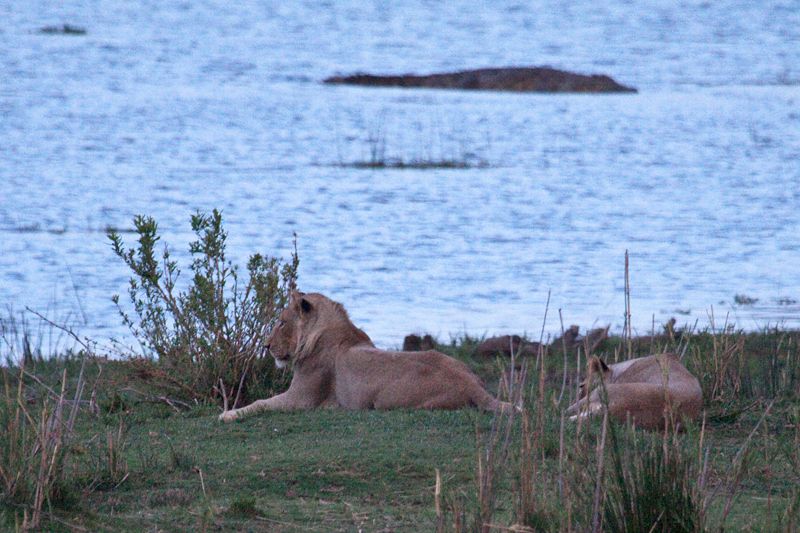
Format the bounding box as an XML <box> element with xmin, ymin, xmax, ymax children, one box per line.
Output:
<box><xmin>109</xmin><ymin>210</ymin><xmax>298</xmax><ymax>406</ymax></box>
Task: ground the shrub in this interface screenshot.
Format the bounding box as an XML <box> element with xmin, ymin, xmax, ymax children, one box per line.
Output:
<box><xmin>109</xmin><ymin>210</ymin><xmax>298</xmax><ymax>406</ymax></box>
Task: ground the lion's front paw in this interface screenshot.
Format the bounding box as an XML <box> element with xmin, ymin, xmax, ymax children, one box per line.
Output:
<box><xmin>219</xmin><ymin>410</ymin><xmax>238</xmax><ymax>422</ymax></box>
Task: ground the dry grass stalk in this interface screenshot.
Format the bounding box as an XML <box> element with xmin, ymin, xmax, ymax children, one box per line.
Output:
<box><xmin>0</xmin><ymin>313</ymin><xmax>93</xmax><ymax>529</ymax></box>
<box><xmin>623</xmin><ymin>250</ymin><xmax>631</xmax><ymax>362</ymax></box>
<box><xmin>435</xmin><ymin>468</ymin><xmax>443</xmax><ymax>533</ymax></box>
<box><xmin>558</xmin><ymin>410</ymin><xmax>566</xmax><ymax>498</ymax></box>
<box><xmin>707</xmin><ymin>308</ymin><xmax>746</xmax><ymax>401</ymax></box>
<box><xmin>536</xmin><ymin>292</ymin><xmax>550</xmax><ymax>439</ymax></box>
<box><xmin>514</xmin><ymin>409</ymin><xmax>536</xmax><ymax>528</ymax></box>
<box><xmin>590</xmin><ymin>410</ymin><xmax>609</xmax><ymax>533</ymax></box>
<box><xmin>1</xmin><ymin>357</ymin><xmax>87</xmax><ymax>530</ymax></box>
<box><xmin>473</xmin><ymin>343</ymin><xmax>530</xmax><ymax>533</ymax></box>
<box><xmin>556</xmin><ymin>310</ymin><xmax>570</xmax><ymax>407</ymax></box>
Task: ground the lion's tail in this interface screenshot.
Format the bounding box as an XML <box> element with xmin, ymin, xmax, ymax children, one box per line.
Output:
<box><xmin>474</xmin><ymin>390</ymin><xmax>515</xmax><ymax>414</ymax></box>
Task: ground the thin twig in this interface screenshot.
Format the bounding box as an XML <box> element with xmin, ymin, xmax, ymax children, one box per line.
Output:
<box><xmin>535</xmin><ymin>290</ymin><xmax>551</xmax><ymax>371</ymax></box>
<box><xmin>26</xmin><ymin>307</ymin><xmax>94</xmax><ymax>355</ymax></box>
<box><xmin>218</xmin><ymin>378</ymin><xmax>229</xmax><ymax>412</ymax></box>
<box><xmin>112</xmin><ymin>471</ymin><xmax>130</xmax><ymax>491</ymax></box>
<box><xmin>233</xmin><ymin>363</ymin><xmax>248</xmax><ymax>410</ymax></box>
<box><xmin>624</xmin><ymin>250</ymin><xmax>631</xmax><ymax>361</ymax></box>
<box><xmin>115</xmin><ymin>387</ymin><xmax>191</xmax><ymax>412</ymax></box>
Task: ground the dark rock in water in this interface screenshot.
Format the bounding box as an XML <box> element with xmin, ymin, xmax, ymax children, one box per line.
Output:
<box><xmin>38</xmin><ymin>24</ymin><xmax>87</xmax><ymax>35</ymax></box>
<box><xmin>474</xmin><ymin>335</ymin><xmax>540</xmax><ymax>359</ymax></box>
<box><xmin>403</xmin><ymin>333</ymin><xmax>436</xmax><ymax>352</ymax></box>
<box><xmin>324</xmin><ymin>67</ymin><xmax>636</xmax><ymax>93</ymax></box>
<box><xmin>474</xmin><ymin>325</ymin><xmax>610</xmax><ymax>359</ymax></box>
<box><xmin>582</xmin><ymin>326</ymin><xmax>610</xmax><ymax>353</ymax></box>
<box><xmin>551</xmin><ymin>324</ymin><xmax>610</xmax><ymax>354</ymax></box>
<box><xmin>553</xmin><ymin>325</ymin><xmax>581</xmax><ymax>349</ymax></box>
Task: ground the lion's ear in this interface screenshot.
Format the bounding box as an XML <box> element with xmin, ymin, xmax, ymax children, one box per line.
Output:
<box><xmin>587</xmin><ymin>357</ymin><xmax>609</xmax><ymax>374</ymax></box>
<box><xmin>300</xmin><ymin>297</ymin><xmax>313</xmax><ymax>314</ymax></box>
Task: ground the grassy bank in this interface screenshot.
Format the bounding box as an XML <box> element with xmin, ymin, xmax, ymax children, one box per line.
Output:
<box><xmin>1</xmin><ymin>326</ymin><xmax>799</xmax><ymax>532</ymax></box>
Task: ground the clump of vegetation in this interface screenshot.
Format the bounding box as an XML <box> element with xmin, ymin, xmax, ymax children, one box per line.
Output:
<box><xmin>603</xmin><ymin>426</ymin><xmax>700</xmax><ymax>533</ymax></box>
<box><xmin>348</xmin><ymin>157</ymin><xmax>485</xmax><ymax>170</ymax></box>
<box><xmin>37</xmin><ymin>24</ymin><xmax>87</xmax><ymax>35</ymax></box>
<box><xmin>336</xmin><ymin>113</ymin><xmax>490</xmax><ymax>169</ymax></box>
<box><xmin>0</xmin><ymin>358</ymin><xmax>87</xmax><ymax>530</ymax></box>
<box><xmin>109</xmin><ymin>210</ymin><xmax>298</xmax><ymax>407</ymax></box>
<box><xmin>225</xmin><ymin>496</ymin><xmax>260</xmax><ymax>518</ymax></box>
<box><xmin>734</xmin><ymin>294</ymin><xmax>758</xmax><ymax>306</ymax></box>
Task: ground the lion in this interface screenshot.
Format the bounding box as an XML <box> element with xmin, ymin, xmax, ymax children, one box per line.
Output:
<box><xmin>219</xmin><ymin>292</ymin><xmax>510</xmax><ymax>421</ymax></box>
<box><xmin>566</xmin><ymin>353</ymin><xmax>702</xmax><ymax>431</ymax></box>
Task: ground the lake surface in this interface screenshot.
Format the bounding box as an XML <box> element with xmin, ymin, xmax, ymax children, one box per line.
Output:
<box><xmin>1</xmin><ymin>0</ymin><xmax>799</xmax><ymax>353</ymax></box>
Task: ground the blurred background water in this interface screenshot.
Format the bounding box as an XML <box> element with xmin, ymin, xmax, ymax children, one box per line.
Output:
<box><xmin>1</xmin><ymin>0</ymin><xmax>799</xmax><ymax>351</ymax></box>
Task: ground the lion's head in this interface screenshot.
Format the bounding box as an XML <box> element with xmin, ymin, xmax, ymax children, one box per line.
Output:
<box><xmin>577</xmin><ymin>356</ymin><xmax>611</xmax><ymax>399</ymax></box>
<box><xmin>568</xmin><ymin>353</ymin><xmax>702</xmax><ymax>431</ymax></box>
<box><xmin>266</xmin><ymin>292</ymin><xmax>315</xmax><ymax>368</ymax></box>
<box><xmin>265</xmin><ymin>291</ymin><xmax>372</xmax><ymax>368</ymax></box>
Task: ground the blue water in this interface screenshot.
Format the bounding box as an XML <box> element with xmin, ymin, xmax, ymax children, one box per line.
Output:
<box><xmin>1</xmin><ymin>0</ymin><xmax>799</xmax><ymax>352</ymax></box>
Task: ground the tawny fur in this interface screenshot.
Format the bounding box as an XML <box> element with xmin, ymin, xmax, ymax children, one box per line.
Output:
<box><xmin>566</xmin><ymin>353</ymin><xmax>702</xmax><ymax>431</ymax></box>
<box><xmin>219</xmin><ymin>292</ymin><xmax>509</xmax><ymax>421</ymax></box>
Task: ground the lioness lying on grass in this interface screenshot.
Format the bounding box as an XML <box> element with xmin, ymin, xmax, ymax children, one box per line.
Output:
<box><xmin>219</xmin><ymin>292</ymin><xmax>510</xmax><ymax>421</ymax></box>
<box><xmin>566</xmin><ymin>353</ymin><xmax>702</xmax><ymax>431</ymax></box>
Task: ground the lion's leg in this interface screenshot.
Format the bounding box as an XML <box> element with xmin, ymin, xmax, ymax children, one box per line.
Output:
<box><xmin>566</xmin><ymin>394</ymin><xmax>603</xmax><ymax>421</ymax></box>
<box><xmin>218</xmin><ymin>384</ymin><xmax>323</xmax><ymax>422</ymax></box>
<box><xmin>218</xmin><ymin>393</ymin><xmax>290</xmax><ymax>422</ymax></box>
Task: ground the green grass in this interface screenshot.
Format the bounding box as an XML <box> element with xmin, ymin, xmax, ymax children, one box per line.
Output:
<box><xmin>42</xmin><ymin>405</ymin><xmax>494</xmax><ymax>532</ymax></box>
<box><xmin>2</xmin><ymin>328</ymin><xmax>799</xmax><ymax>532</ymax></box>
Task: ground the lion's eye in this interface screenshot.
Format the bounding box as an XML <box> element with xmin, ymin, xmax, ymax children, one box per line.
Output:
<box><xmin>279</xmin><ymin>320</ymin><xmax>285</xmax><ymax>327</ymax></box>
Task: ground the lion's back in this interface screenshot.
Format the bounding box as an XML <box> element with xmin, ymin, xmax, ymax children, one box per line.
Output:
<box><xmin>614</xmin><ymin>354</ymin><xmax>697</xmax><ymax>387</ymax></box>
<box><xmin>613</xmin><ymin>354</ymin><xmax>702</xmax><ymax>415</ymax></box>
<box><xmin>334</xmin><ymin>346</ymin><xmax>492</xmax><ymax>410</ymax></box>
<box><xmin>341</xmin><ymin>347</ymin><xmax>477</xmax><ymax>381</ymax></box>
